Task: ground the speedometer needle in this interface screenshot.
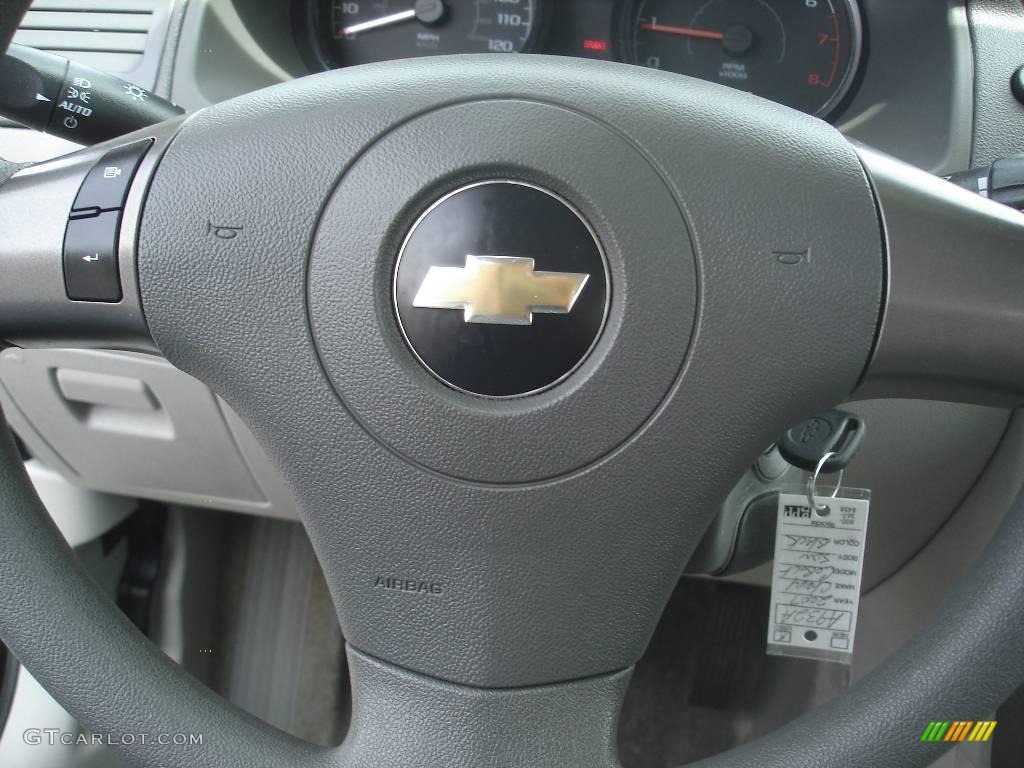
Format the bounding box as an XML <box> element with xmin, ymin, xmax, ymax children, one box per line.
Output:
<box><xmin>341</xmin><ymin>9</ymin><xmax>416</xmax><ymax>36</ymax></box>
<box><xmin>639</xmin><ymin>22</ymin><xmax>724</xmax><ymax>41</ymax></box>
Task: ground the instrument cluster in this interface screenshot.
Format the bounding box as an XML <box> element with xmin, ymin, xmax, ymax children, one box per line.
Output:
<box><xmin>297</xmin><ymin>0</ymin><xmax>863</xmax><ymax>120</ymax></box>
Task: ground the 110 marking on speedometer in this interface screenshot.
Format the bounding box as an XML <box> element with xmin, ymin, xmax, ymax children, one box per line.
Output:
<box><xmin>325</xmin><ymin>0</ymin><xmax>540</xmax><ymax>65</ymax></box>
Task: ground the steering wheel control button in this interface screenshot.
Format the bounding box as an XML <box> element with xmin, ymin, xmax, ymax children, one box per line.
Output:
<box><xmin>1012</xmin><ymin>65</ymin><xmax>1024</xmax><ymax>106</ymax></box>
<box><xmin>63</xmin><ymin>211</ymin><xmax>121</xmax><ymax>302</ymax></box>
<box><xmin>394</xmin><ymin>181</ymin><xmax>609</xmax><ymax>398</ymax></box>
<box><xmin>71</xmin><ymin>139</ymin><xmax>152</xmax><ymax>217</ymax></box>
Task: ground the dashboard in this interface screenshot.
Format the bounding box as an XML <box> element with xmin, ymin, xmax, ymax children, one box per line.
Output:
<box><xmin>0</xmin><ymin>0</ymin><xmax>964</xmax><ymax>178</ymax></box>
<box><xmin>0</xmin><ymin>0</ymin><xmax>976</xmax><ymax>177</ymax></box>
<box><xmin>295</xmin><ymin>0</ymin><xmax>863</xmax><ymax>120</ymax></box>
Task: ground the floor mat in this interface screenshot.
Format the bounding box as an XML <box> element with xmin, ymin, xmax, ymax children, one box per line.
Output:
<box><xmin>618</xmin><ymin>577</ymin><xmax>850</xmax><ymax>768</ymax></box>
<box><xmin>206</xmin><ymin>514</ymin><xmax>347</xmax><ymax>746</ymax></box>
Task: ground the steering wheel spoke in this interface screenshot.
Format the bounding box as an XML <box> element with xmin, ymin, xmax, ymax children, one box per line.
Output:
<box><xmin>0</xmin><ymin>119</ymin><xmax>182</xmax><ymax>351</ymax></box>
<box><xmin>855</xmin><ymin>145</ymin><xmax>1024</xmax><ymax>406</ymax></box>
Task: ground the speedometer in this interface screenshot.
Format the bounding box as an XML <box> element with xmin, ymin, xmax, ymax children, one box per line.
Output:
<box><xmin>626</xmin><ymin>0</ymin><xmax>862</xmax><ymax>118</ymax></box>
<box><xmin>317</xmin><ymin>0</ymin><xmax>542</xmax><ymax>67</ymax></box>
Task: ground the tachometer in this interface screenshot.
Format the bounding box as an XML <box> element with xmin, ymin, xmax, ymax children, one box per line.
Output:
<box><xmin>627</xmin><ymin>0</ymin><xmax>862</xmax><ymax>118</ymax></box>
<box><xmin>319</xmin><ymin>0</ymin><xmax>542</xmax><ymax>67</ymax></box>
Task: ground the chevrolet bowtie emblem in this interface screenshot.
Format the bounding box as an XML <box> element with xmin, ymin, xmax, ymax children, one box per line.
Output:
<box><xmin>413</xmin><ymin>255</ymin><xmax>590</xmax><ymax>325</ymax></box>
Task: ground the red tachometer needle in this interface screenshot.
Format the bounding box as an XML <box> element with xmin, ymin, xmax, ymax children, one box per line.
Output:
<box><xmin>639</xmin><ymin>22</ymin><xmax>724</xmax><ymax>41</ymax></box>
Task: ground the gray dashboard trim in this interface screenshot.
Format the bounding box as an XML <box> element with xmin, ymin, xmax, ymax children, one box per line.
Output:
<box><xmin>175</xmin><ymin>0</ymin><xmax>975</xmax><ymax>174</ymax></box>
<box><xmin>837</xmin><ymin>0</ymin><xmax>974</xmax><ymax>174</ymax></box>
<box><xmin>967</xmin><ymin>0</ymin><xmax>1024</xmax><ymax>165</ymax></box>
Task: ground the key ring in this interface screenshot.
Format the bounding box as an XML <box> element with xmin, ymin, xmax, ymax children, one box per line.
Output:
<box><xmin>807</xmin><ymin>451</ymin><xmax>843</xmax><ymax>513</ymax></box>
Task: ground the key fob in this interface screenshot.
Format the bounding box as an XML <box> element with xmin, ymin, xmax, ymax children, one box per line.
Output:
<box><xmin>778</xmin><ymin>410</ymin><xmax>865</xmax><ymax>472</ymax></box>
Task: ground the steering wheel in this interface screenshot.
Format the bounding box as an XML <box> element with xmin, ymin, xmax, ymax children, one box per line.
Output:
<box><xmin>2</xmin><ymin>4</ymin><xmax>1024</xmax><ymax>767</ymax></box>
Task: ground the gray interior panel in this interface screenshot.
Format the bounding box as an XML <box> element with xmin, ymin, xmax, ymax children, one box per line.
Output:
<box><xmin>0</xmin><ymin>127</ymin><xmax>80</xmax><ymax>162</ymax></box>
<box><xmin>171</xmin><ymin>0</ymin><xmax>295</xmax><ymax>109</ymax></box>
<box><xmin>968</xmin><ymin>0</ymin><xmax>1024</xmax><ymax>165</ymax></box>
<box><xmin>855</xmin><ymin>409</ymin><xmax>1024</xmax><ymax>680</ymax></box>
<box><xmin>0</xmin><ymin>347</ymin><xmax>297</xmax><ymax>518</ymax></box>
<box><xmin>838</xmin><ymin>0</ymin><xmax>974</xmax><ymax>174</ymax></box>
<box><xmin>11</xmin><ymin>0</ymin><xmax>174</xmax><ymax>91</ymax></box>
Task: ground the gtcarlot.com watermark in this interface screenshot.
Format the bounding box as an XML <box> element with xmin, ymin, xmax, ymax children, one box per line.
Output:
<box><xmin>24</xmin><ymin>729</ymin><xmax>204</xmax><ymax>747</ymax></box>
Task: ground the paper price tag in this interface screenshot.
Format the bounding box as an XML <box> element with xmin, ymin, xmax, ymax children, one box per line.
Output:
<box><xmin>767</xmin><ymin>490</ymin><xmax>870</xmax><ymax>664</ymax></box>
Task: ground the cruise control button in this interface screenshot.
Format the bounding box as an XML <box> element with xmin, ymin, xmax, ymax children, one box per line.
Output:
<box><xmin>71</xmin><ymin>139</ymin><xmax>152</xmax><ymax>215</ymax></box>
<box><xmin>64</xmin><ymin>211</ymin><xmax>121</xmax><ymax>302</ymax></box>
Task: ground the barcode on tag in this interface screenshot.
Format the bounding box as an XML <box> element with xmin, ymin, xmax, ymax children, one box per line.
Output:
<box><xmin>767</xmin><ymin>490</ymin><xmax>870</xmax><ymax>664</ymax></box>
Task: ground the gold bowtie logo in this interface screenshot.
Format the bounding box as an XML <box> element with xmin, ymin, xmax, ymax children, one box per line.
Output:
<box><xmin>413</xmin><ymin>255</ymin><xmax>589</xmax><ymax>325</ymax></box>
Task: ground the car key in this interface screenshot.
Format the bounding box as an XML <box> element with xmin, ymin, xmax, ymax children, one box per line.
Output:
<box><xmin>777</xmin><ymin>409</ymin><xmax>865</xmax><ymax>473</ymax></box>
